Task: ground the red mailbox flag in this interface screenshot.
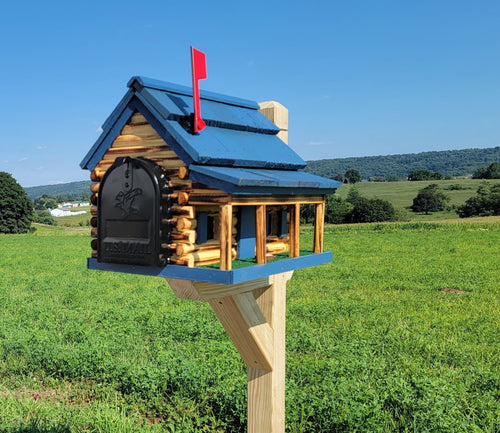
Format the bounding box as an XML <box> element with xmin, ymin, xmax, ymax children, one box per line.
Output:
<box><xmin>191</xmin><ymin>46</ymin><xmax>207</xmax><ymax>133</ymax></box>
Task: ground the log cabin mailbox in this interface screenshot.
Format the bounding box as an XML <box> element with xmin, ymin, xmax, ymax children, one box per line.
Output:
<box><xmin>81</xmin><ymin>72</ymin><xmax>341</xmax><ymax>432</ymax></box>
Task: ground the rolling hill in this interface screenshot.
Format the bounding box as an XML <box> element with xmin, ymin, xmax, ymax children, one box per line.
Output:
<box><xmin>305</xmin><ymin>146</ymin><xmax>500</xmax><ymax>180</ymax></box>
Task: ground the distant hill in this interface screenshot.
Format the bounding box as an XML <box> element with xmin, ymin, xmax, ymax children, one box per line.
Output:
<box><xmin>305</xmin><ymin>146</ymin><xmax>500</xmax><ymax>180</ymax></box>
<box><xmin>24</xmin><ymin>181</ymin><xmax>91</xmax><ymax>200</ymax></box>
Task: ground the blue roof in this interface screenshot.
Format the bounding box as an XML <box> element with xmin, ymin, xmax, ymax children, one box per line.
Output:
<box><xmin>189</xmin><ymin>165</ymin><xmax>342</xmax><ymax>195</ymax></box>
<box><xmin>81</xmin><ymin>76</ymin><xmax>306</xmax><ymax>171</ymax></box>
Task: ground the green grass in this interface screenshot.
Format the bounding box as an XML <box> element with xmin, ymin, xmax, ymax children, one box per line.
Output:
<box><xmin>335</xmin><ymin>178</ymin><xmax>500</xmax><ymax>221</ymax></box>
<box><xmin>1</xmin><ymin>222</ymin><xmax>499</xmax><ymax>432</ymax></box>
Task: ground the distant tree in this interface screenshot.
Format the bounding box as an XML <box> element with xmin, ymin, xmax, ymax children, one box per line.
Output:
<box><xmin>346</xmin><ymin>186</ymin><xmax>361</xmax><ymax>205</ymax></box>
<box><xmin>411</xmin><ymin>184</ymin><xmax>450</xmax><ymax>214</ymax></box>
<box><xmin>300</xmin><ymin>203</ymin><xmax>316</xmax><ymax>225</ymax></box>
<box><xmin>325</xmin><ymin>196</ymin><xmax>353</xmax><ymax>224</ymax></box>
<box><xmin>408</xmin><ymin>169</ymin><xmax>443</xmax><ymax>181</ymax></box>
<box><xmin>34</xmin><ymin>195</ymin><xmax>58</xmax><ymax>210</ymax></box>
<box><xmin>472</xmin><ymin>162</ymin><xmax>500</xmax><ymax>179</ymax></box>
<box><xmin>386</xmin><ymin>175</ymin><xmax>401</xmax><ymax>182</ymax></box>
<box><xmin>344</xmin><ymin>168</ymin><xmax>361</xmax><ymax>184</ymax></box>
<box><xmin>34</xmin><ymin>209</ymin><xmax>56</xmax><ymax>225</ymax></box>
<box><xmin>485</xmin><ymin>162</ymin><xmax>500</xmax><ymax>179</ymax></box>
<box><xmin>0</xmin><ymin>172</ymin><xmax>34</xmax><ymax>233</ymax></box>
<box><xmin>330</xmin><ymin>173</ymin><xmax>344</xmax><ymax>182</ymax></box>
<box><xmin>456</xmin><ymin>182</ymin><xmax>500</xmax><ymax>217</ymax></box>
<box><xmin>472</xmin><ymin>166</ymin><xmax>487</xmax><ymax>179</ymax></box>
<box><xmin>348</xmin><ymin>197</ymin><xmax>396</xmax><ymax>223</ymax></box>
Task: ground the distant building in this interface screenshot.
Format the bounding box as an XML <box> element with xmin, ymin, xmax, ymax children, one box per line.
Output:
<box><xmin>50</xmin><ymin>208</ymin><xmax>87</xmax><ymax>217</ymax></box>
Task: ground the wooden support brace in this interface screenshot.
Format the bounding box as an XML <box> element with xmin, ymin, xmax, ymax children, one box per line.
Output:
<box><xmin>166</xmin><ymin>271</ymin><xmax>293</xmax><ymax>433</ymax></box>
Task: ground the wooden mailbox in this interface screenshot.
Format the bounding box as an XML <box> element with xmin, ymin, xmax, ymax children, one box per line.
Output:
<box><xmin>80</xmin><ymin>75</ymin><xmax>342</xmax><ymax>432</ymax></box>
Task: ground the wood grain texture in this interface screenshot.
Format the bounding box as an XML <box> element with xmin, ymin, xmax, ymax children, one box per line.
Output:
<box><xmin>247</xmin><ymin>271</ymin><xmax>293</xmax><ymax>433</ymax></box>
<box><xmin>289</xmin><ymin>203</ymin><xmax>300</xmax><ymax>258</ymax></box>
<box><xmin>208</xmin><ymin>293</ymin><xmax>273</xmax><ymax>371</ymax></box>
<box><xmin>219</xmin><ymin>204</ymin><xmax>233</xmax><ymax>271</ymax></box>
<box><xmin>255</xmin><ymin>205</ymin><xmax>267</xmax><ymax>264</ymax></box>
<box><xmin>314</xmin><ymin>201</ymin><xmax>325</xmax><ymax>254</ymax></box>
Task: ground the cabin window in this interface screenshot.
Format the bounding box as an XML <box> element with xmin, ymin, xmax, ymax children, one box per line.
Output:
<box><xmin>196</xmin><ymin>212</ymin><xmax>217</xmax><ymax>244</ymax></box>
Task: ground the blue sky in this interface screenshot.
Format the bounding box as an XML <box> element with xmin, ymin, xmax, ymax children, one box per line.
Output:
<box><xmin>1</xmin><ymin>0</ymin><xmax>499</xmax><ymax>187</ymax></box>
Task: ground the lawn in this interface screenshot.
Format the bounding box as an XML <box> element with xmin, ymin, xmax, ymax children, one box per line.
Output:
<box><xmin>0</xmin><ymin>222</ymin><xmax>498</xmax><ymax>432</ymax></box>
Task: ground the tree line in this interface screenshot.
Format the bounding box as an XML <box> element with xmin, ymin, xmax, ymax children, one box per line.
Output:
<box><xmin>306</xmin><ymin>146</ymin><xmax>500</xmax><ymax>180</ymax></box>
<box><xmin>2</xmin><ymin>171</ymin><xmax>500</xmax><ymax>235</ymax></box>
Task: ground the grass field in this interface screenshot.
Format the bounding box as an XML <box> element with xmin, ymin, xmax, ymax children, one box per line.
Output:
<box><xmin>0</xmin><ymin>221</ymin><xmax>499</xmax><ymax>432</ymax></box>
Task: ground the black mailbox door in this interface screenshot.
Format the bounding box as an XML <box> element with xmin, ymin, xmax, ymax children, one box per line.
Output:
<box><xmin>98</xmin><ymin>157</ymin><xmax>170</xmax><ymax>266</ymax></box>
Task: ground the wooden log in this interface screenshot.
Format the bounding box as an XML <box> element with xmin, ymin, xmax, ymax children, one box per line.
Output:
<box><xmin>174</xmin><ymin>248</ymin><xmax>237</xmax><ymax>267</ymax></box>
<box><xmin>91</xmin><ymin>227</ymin><xmax>98</xmax><ymax>238</ymax></box>
<box><xmin>91</xmin><ymin>250</ymin><xmax>98</xmax><ymax>259</ymax></box>
<box><xmin>176</xmin><ymin>240</ymin><xmax>220</xmax><ymax>256</ymax></box>
<box><xmin>255</xmin><ymin>205</ymin><xmax>267</xmax><ymax>264</ymax></box>
<box><xmin>187</xmin><ymin>195</ymin><xmax>231</xmax><ymax>205</ymax></box>
<box><xmin>158</xmin><ymin>159</ymin><xmax>187</xmax><ymax>169</ymax></box>
<box><xmin>266</xmin><ymin>242</ymin><xmax>288</xmax><ymax>254</ymax></box>
<box><xmin>90</xmin><ymin>170</ymin><xmax>100</xmax><ymax>182</ymax></box>
<box><xmin>90</xmin><ymin>205</ymin><xmax>98</xmax><ymax>216</ymax></box>
<box><xmin>90</xmin><ymin>217</ymin><xmax>97</xmax><ymax>227</ymax></box>
<box><xmin>120</xmin><ymin>123</ymin><xmax>158</xmax><ymax>137</ymax></box>
<box><xmin>176</xmin><ymin>217</ymin><xmax>197</xmax><ymax>231</ymax></box>
<box><xmin>178</xmin><ymin>166</ymin><xmax>189</xmax><ymax>179</ymax></box>
<box><xmin>102</xmin><ymin>148</ymin><xmax>178</xmax><ymax>161</ymax></box>
<box><xmin>129</xmin><ymin>112</ymin><xmax>148</xmax><ymax>125</ymax></box>
<box><xmin>162</xmin><ymin>192</ymin><xmax>189</xmax><ymax>206</ymax></box>
<box><xmin>170</xmin><ymin>256</ymin><xmax>193</xmax><ymax>267</ymax></box>
<box><xmin>111</xmin><ymin>135</ymin><xmax>166</xmax><ymax>148</ymax></box>
<box><xmin>90</xmin><ymin>183</ymin><xmax>100</xmax><ymax>194</ymax></box>
<box><xmin>90</xmin><ymin>193</ymin><xmax>98</xmax><ymax>205</ymax></box>
<box><xmin>168</xmin><ymin>179</ymin><xmax>193</xmax><ymax>190</ymax></box>
<box><xmin>170</xmin><ymin>206</ymin><xmax>195</xmax><ymax>218</ymax></box>
<box><xmin>90</xmin><ymin>239</ymin><xmax>98</xmax><ymax>250</ymax></box>
<box><xmin>160</xmin><ymin>242</ymin><xmax>177</xmax><ymax>250</ymax></box>
<box><xmin>314</xmin><ymin>201</ymin><xmax>325</xmax><ymax>254</ymax></box>
<box><xmin>170</xmin><ymin>230</ymin><xmax>196</xmax><ymax>243</ymax></box>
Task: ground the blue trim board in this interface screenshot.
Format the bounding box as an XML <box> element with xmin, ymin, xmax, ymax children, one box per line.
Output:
<box><xmin>87</xmin><ymin>251</ymin><xmax>332</xmax><ymax>284</ymax></box>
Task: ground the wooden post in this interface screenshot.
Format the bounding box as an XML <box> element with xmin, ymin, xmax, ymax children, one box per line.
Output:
<box><xmin>256</xmin><ymin>205</ymin><xmax>267</xmax><ymax>264</ymax></box>
<box><xmin>166</xmin><ymin>271</ymin><xmax>294</xmax><ymax>433</ymax></box>
<box><xmin>219</xmin><ymin>204</ymin><xmax>233</xmax><ymax>270</ymax></box>
<box><xmin>289</xmin><ymin>203</ymin><xmax>300</xmax><ymax>258</ymax></box>
<box><xmin>247</xmin><ymin>271</ymin><xmax>291</xmax><ymax>433</ymax></box>
<box><xmin>313</xmin><ymin>201</ymin><xmax>325</xmax><ymax>254</ymax></box>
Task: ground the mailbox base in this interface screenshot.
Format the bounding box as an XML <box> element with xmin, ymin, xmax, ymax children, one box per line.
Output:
<box><xmin>87</xmin><ymin>251</ymin><xmax>330</xmax><ymax>284</ymax></box>
<box><xmin>167</xmin><ymin>271</ymin><xmax>293</xmax><ymax>433</ymax></box>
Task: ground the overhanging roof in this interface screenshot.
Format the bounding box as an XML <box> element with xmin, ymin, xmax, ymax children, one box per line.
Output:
<box><xmin>189</xmin><ymin>165</ymin><xmax>342</xmax><ymax>195</ymax></box>
<box><xmin>81</xmin><ymin>76</ymin><xmax>306</xmax><ymax>171</ymax></box>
